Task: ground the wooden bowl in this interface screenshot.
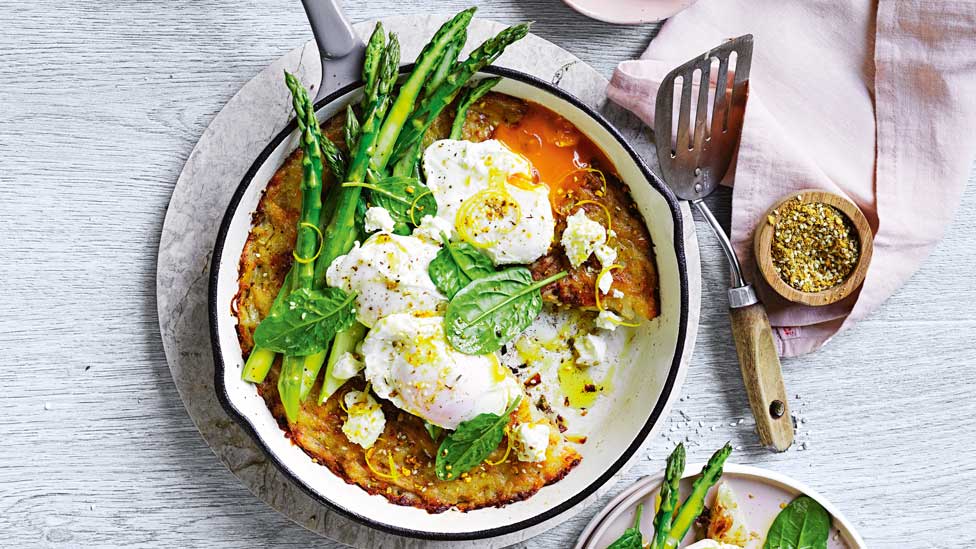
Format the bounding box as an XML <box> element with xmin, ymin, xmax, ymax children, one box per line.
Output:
<box><xmin>753</xmin><ymin>189</ymin><xmax>873</xmax><ymax>306</ymax></box>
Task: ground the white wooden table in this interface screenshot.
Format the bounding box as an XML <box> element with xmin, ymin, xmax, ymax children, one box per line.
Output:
<box><xmin>2</xmin><ymin>1</ymin><xmax>974</xmax><ymax>547</ymax></box>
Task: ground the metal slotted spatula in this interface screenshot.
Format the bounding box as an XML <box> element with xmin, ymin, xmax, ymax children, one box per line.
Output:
<box><xmin>654</xmin><ymin>36</ymin><xmax>794</xmax><ymax>451</ymax></box>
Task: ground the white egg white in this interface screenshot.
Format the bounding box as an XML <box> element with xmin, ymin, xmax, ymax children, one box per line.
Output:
<box><xmin>361</xmin><ymin>313</ymin><xmax>521</xmax><ymax>430</ymax></box>
<box><xmin>423</xmin><ymin>139</ymin><xmax>555</xmax><ymax>265</ymax></box>
<box><xmin>326</xmin><ymin>231</ymin><xmax>446</xmax><ymax>328</ymax></box>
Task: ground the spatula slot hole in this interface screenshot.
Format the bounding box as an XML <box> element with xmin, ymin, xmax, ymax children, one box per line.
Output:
<box><xmin>688</xmin><ymin>67</ymin><xmax>703</xmax><ymax>150</ymax></box>
<box><xmin>670</xmin><ymin>75</ymin><xmax>682</xmax><ymax>157</ymax></box>
<box><xmin>720</xmin><ymin>51</ymin><xmax>738</xmax><ymax>133</ymax></box>
<box><xmin>703</xmin><ymin>57</ymin><xmax>720</xmax><ymax>143</ymax></box>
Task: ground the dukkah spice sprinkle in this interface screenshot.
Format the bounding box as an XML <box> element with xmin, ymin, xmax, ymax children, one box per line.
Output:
<box><xmin>769</xmin><ymin>196</ymin><xmax>860</xmax><ymax>293</ymax></box>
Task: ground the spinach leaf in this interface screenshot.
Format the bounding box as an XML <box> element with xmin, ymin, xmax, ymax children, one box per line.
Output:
<box><xmin>764</xmin><ymin>495</ymin><xmax>831</xmax><ymax>549</ymax></box>
<box><xmin>423</xmin><ymin>421</ymin><xmax>443</xmax><ymax>442</ymax></box>
<box><xmin>253</xmin><ymin>287</ymin><xmax>357</xmax><ymax>356</ymax></box>
<box><xmin>343</xmin><ymin>176</ymin><xmax>438</xmax><ymax>232</ymax></box>
<box><xmin>428</xmin><ymin>232</ymin><xmax>496</xmax><ymax>298</ymax></box>
<box><xmin>606</xmin><ymin>503</ymin><xmax>644</xmax><ymax>549</ymax></box>
<box><xmin>445</xmin><ymin>268</ymin><xmax>568</xmax><ymax>355</ymax></box>
<box><xmin>435</xmin><ymin>397</ymin><xmax>520</xmax><ymax>481</ymax></box>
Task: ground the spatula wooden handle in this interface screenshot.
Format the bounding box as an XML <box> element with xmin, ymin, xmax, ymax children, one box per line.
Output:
<box><xmin>729</xmin><ymin>301</ymin><xmax>794</xmax><ymax>451</ymax></box>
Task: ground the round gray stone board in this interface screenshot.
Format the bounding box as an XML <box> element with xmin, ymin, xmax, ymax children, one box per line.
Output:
<box><xmin>156</xmin><ymin>14</ymin><xmax>701</xmax><ymax>548</ymax></box>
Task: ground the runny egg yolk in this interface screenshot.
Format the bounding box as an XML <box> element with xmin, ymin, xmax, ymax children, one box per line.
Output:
<box><xmin>492</xmin><ymin>102</ymin><xmax>611</xmax><ymax>202</ymax></box>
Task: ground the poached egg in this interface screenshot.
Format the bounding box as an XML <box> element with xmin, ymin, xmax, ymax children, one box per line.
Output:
<box><xmin>423</xmin><ymin>139</ymin><xmax>555</xmax><ymax>265</ymax></box>
<box><xmin>326</xmin><ymin>231</ymin><xmax>446</xmax><ymax>328</ymax></box>
<box><xmin>361</xmin><ymin>313</ymin><xmax>521</xmax><ymax>430</ymax></box>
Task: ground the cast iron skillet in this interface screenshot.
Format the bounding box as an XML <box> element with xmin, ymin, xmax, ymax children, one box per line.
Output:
<box><xmin>208</xmin><ymin>41</ymin><xmax>690</xmax><ymax>544</ymax></box>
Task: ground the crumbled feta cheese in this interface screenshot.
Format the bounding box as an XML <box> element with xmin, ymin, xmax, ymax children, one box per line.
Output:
<box><xmin>594</xmin><ymin>243</ymin><xmax>617</xmax><ymax>266</ymax></box>
<box><xmin>574</xmin><ymin>333</ymin><xmax>607</xmax><ymax>366</ymax></box>
<box><xmin>612</xmin><ymin>289</ymin><xmax>624</xmax><ymax>299</ymax></box>
<box><xmin>561</xmin><ymin>210</ymin><xmax>606</xmax><ymax>267</ymax></box>
<box><xmin>513</xmin><ymin>422</ymin><xmax>550</xmax><ymax>462</ymax></box>
<box><xmin>331</xmin><ymin>352</ymin><xmax>364</xmax><ymax>380</ymax></box>
<box><xmin>595</xmin><ymin>310</ymin><xmax>623</xmax><ymax>331</ymax></box>
<box><xmin>341</xmin><ymin>391</ymin><xmax>385</xmax><ymax>449</ymax></box>
<box><xmin>412</xmin><ymin>214</ymin><xmax>454</xmax><ymax>245</ymax></box>
<box><xmin>364</xmin><ymin>206</ymin><xmax>395</xmax><ymax>233</ymax></box>
<box><xmin>597</xmin><ymin>269</ymin><xmax>614</xmax><ymax>295</ymax></box>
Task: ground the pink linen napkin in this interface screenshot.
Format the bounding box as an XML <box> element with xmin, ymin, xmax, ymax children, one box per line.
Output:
<box><xmin>608</xmin><ymin>0</ymin><xmax>976</xmax><ymax>357</ymax></box>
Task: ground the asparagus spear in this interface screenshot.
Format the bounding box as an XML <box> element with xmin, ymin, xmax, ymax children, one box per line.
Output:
<box><xmin>369</xmin><ymin>7</ymin><xmax>476</xmax><ymax>173</ymax></box>
<box><xmin>388</xmin><ymin>29</ymin><xmax>468</xmax><ymax>178</ymax></box>
<box><xmin>361</xmin><ymin>23</ymin><xmax>387</xmax><ymax>112</ymax></box>
<box><xmin>422</xmin><ymin>29</ymin><xmax>466</xmax><ymax>100</ymax></box>
<box><xmin>283</xmin><ymin>72</ymin><xmax>326</xmax><ymax>288</ymax></box>
<box><xmin>279</xmin><ymin>29</ymin><xmax>401</xmax><ymax>402</ymax></box>
<box><xmin>344</xmin><ymin>105</ymin><xmax>360</xmax><ymax>152</ymax></box>
<box><xmin>389</xmin><ymin>23</ymin><xmax>530</xmax><ymax>164</ymax></box>
<box><xmin>321</xmin><ymin>135</ymin><xmax>345</xmax><ymax>182</ymax></box>
<box><xmin>318</xmin><ymin>321</ymin><xmax>367</xmax><ymax>404</ymax></box>
<box><xmin>283</xmin><ymin>36</ymin><xmax>399</xmax><ymax>404</ymax></box>
<box><xmin>650</xmin><ymin>443</ymin><xmax>686</xmax><ymax>549</ymax></box>
<box><xmin>241</xmin><ymin>268</ymin><xmax>295</xmax><ymax>382</ymax></box>
<box><xmin>276</xmin><ymin>71</ymin><xmax>328</xmax><ymax>421</ymax></box>
<box><xmin>266</xmin><ymin>33</ymin><xmax>397</xmax><ymax>404</ymax></box>
<box><xmin>299</xmin><ymin>349</ymin><xmax>328</xmax><ymax>400</ymax></box>
<box><xmin>661</xmin><ymin>443</ymin><xmax>733</xmax><ymax>549</ymax></box>
<box><xmin>304</xmin><ymin>14</ymin><xmax>479</xmax><ymax>400</ymax></box>
<box><xmin>312</xmin><ymin>34</ymin><xmax>401</xmax><ymax>288</ymax></box>
<box><xmin>449</xmin><ymin>77</ymin><xmax>500</xmax><ymax>140</ymax></box>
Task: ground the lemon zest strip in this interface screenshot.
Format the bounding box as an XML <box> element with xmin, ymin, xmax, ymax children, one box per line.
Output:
<box><xmin>365</xmin><ymin>447</ymin><xmax>399</xmax><ymax>480</ymax></box>
<box><xmin>292</xmin><ymin>222</ymin><xmax>324</xmax><ymax>264</ymax></box>
<box><xmin>455</xmin><ymin>188</ymin><xmax>521</xmax><ymax>249</ymax></box>
<box><xmin>408</xmin><ymin>190</ymin><xmax>433</xmax><ymax>226</ymax></box>
<box><xmin>594</xmin><ymin>263</ymin><xmax>641</xmax><ymax>327</ymax></box>
<box><xmin>485</xmin><ymin>426</ymin><xmax>514</xmax><ymax>466</ymax></box>
<box><xmin>558</xmin><ymin>167</ymin><xmax>608</xmax><ymax>195</ymax></box>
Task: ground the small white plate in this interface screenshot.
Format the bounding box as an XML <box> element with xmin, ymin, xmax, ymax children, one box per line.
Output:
<box><xmin>561</xmin><ymin>0</ymin><xmax>698</xmax><ymax>25</ymax></box>
<box><xmin>575</xmin><ymin>463</ymin><xmax>866</xmax><ymax>548</ymax></box>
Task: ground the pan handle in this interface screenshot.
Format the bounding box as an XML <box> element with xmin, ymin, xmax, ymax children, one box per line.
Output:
<box><xmin>300</xmin><ymin>0</ymin><xmax>365</xmax><ymax>101</ymax></box>
<box><xmin>301</xmin><ymin>0</ymin><xmax>359</xmax><ymax>59</ymax></box>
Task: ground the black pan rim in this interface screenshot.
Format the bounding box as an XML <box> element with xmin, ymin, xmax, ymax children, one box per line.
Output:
<box><xmin>208</xmin><ymin>64</ymin><xmax>690</xmax><ymax>541</ymax></box>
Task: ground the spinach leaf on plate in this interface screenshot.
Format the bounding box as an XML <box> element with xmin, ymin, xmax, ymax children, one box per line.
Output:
<box><xmin>764</xmin><ymin>495</ymin><xmax>831</xmax><ymax>549</ymax></box>
<box><xmin>606</xmin><ymin>503</ymin><xmax>644</xmax><ymax>549</ymax></box>
<box><xmin>253</xmin><ymin>287</ymin><xmax>357</xmax><ymax>356</ymax></box>
<box><xmin>444</xmin><ymin>268</ymin><xmax>567</xmax><ymax>355</ymax></box>
<box><xmin>435</xmin><ymin>397</ymin><xmax>520</xmax><ymax>481</ymax></box>
<box><xmin>428</xmin><ymin>232</ymin><xmax>496</xmax><ymax>299</ymax></box>
<box><xmin>343</xmin><ymin>176</ymin><xmax>437</xmax><ymax>232</ymax></box>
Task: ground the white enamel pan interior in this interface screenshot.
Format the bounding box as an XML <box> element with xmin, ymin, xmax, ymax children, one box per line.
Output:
<box><xmin>209</xmin><ymin>65</ymin><xmax>692</xmax><ymax>541</ymax></box>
